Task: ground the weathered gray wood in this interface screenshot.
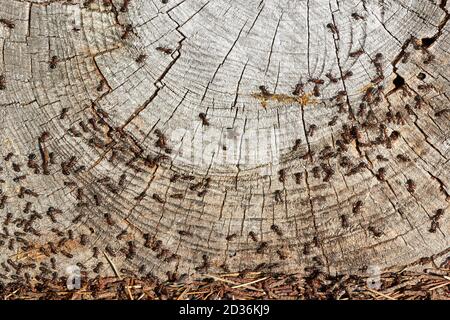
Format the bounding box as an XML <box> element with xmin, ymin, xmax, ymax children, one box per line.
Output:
<box><xmin>0</xmin><ymin>0</ymin><xmax>449</xmax><ymax>283</ymax></box>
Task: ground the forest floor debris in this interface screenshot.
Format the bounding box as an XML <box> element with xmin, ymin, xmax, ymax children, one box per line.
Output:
<box><xmin>1</xmin><ymin>263</ymin><xmax>448</xmax><ymax>300</ymax></box>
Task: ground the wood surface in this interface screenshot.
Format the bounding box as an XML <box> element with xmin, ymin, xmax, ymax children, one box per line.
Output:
<box><xmin>0</xmin><ymin>0</ymin><xmax>449</xmax><ymax>283</ymax></box>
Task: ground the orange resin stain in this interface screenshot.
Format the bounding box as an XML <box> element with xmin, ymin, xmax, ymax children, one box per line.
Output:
<box><xmin>252</xmin><ymin>92</ymin><xmax>317</xmax><ymax>109</ymax></box>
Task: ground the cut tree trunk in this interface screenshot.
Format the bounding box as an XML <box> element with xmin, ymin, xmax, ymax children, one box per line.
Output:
<box><xmin>0</xmin><ymin>0</ymin><xmax>449</xmax><ymax>283</ymax></box>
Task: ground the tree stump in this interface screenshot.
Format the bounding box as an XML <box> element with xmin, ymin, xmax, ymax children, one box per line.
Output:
<box><xmin>0</xmin><ymin>0</ymin><xmax>449</xmax><ymax>283</ymax></box>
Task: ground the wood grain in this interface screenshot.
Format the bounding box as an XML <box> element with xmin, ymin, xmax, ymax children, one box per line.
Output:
<box><xmin>0</xmin><ymin>0</ymin><xmax>448</xmax><ymax>283</ymax></box>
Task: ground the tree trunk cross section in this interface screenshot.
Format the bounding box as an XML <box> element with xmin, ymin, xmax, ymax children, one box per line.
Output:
<box><xmin>0</xmin><ymin>0</ymin><xmax>449</xmax><ymax>282</ymax></box>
